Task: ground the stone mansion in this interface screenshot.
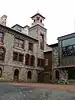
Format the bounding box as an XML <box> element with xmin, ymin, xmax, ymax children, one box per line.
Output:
<box><xmin>0</xmin><ymin>12</ymin><xmax>50</xmax><ymax>82</ymax></box>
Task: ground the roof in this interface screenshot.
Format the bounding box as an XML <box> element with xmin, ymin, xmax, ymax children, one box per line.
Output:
<box><xmin>44</xmin><ymin>43</ymin><xmax>52</xmax><ymax>52</ymax></box>
<box><xmin>0</xmin><ymin>24</ymin><xmax>38</xmax><ymax>41</ymax></box>
<box><xmin>11</xmin><ymin>24</ymin><xmax>29</xmax><ymax>28</ymax></box>
<box><xmin>49</xmin><ymin>43</ymin><xmax>58</xmax><ymax>47</ymax></box>
<box><xmin>44</xmin><ymin>50</ymin><xmax>52</xmax><ymax>53</ymax></box>
<box><xmin>31</xmin><ymin>13</ymin><xmax>45</xmax><ymax>19</ymax></box>
<box><xmin>58</xmin><ymin>32</ymin><xmax>75</xmax><ymax>40</ymax></box>
<box><xmin>29</xmin><ymin>24</ymin><xmax>47</xmax><ymax>31</ymax></box>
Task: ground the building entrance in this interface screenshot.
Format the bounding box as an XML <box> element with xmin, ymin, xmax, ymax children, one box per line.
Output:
<box><xmin>14</xmin><ymin>69</ymin><xmax>19</xmax><ymax>81</ymax></box>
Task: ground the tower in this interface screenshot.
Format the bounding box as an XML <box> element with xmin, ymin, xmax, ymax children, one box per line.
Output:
<box><xmin>0</xmin><ymin>15</ymin><xmax>7</xmax><ymax>26</ymax></box>
<box><xmin>31</xmin><ymin>12</ymin><xmax>45</xmax><ymax>27</ymax></box>
<box><xmin>29</xmin><ymin>12</ymin><xmax>47</xmax><ymax>53</ymax></box>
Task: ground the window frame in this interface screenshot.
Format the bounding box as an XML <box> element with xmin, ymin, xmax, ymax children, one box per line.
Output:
<box><xmin>30</xmin><ymin>55</ymin><xmax>35</xmax><ymax>66</ymax></box>
<box><xmin>45</xmin><ymin>59</ymin><xmax>48</xmax><ymax>66</ymax></box>
<box><xmin>25</xmin><ymin>54</ymin><xmax>30</xmax><ymax>65</ymax></box>
<box><xmin>14</xmin><ymin>38</ymin><xmax>24</xmax><ymax>49</ymax></box>
<box><xmin>29</xmin><ymin>42</ymin><xmax>33</xmax><ymax>51</ymax></box>
<box><xmin>0</xmin><ymin>47</ymin><xmax>5</xmax><ymax>61</ymax></box>
<box><xmin>13</xmin><ymin>51</ymin><xmax>24</xmax><ymax>62</ymax></box>
<box><xmin>37</xmin><ymin>58</ymin><xmax>44</xmax><ymax>67</ymax></box>
<box><xmin>18</xmin><ymin>53</ymin><xmax>24</xmax><ymax>62</ymax></box>
<box><xmin>0</xmin><ymin>32</ymin><xmax>4</xmax><ymax>44</ymax></box>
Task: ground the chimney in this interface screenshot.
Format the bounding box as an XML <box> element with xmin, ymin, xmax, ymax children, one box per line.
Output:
<box><xmin>0</xmin><ymin>15</ymin><xmax>7</xmax><ymax>26</ymax></box>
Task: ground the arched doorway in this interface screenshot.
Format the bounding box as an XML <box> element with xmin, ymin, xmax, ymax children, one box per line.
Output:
<box><xmin>0</xmin><ymin>68</ymin><xmax>2</xmax><ymax>77</ymax></box>
<box><xmin>55</xmin><ymin>70</ymin><xmax>59</xmax><ymax>80</ymax></box>
<box><xmin>27</xmin><ymin>71</ymin><xmax>32</xmax><ymax>79</ymax></box>
<box><xmin>38</xmin><ymin>71</ymin><xmax>44</xmax><ymax>83</ymax></box>
<box><xmin>14</xmin><ymin>69</ymin><xmax>19</xmax><ymax>81</ymax></box>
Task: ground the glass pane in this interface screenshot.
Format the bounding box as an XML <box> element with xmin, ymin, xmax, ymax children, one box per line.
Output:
<box><xmin>19</xmin><ymin>54</ymin><xmax>24</xmax><ymax>62</ymax></box>
<box><xmin>13</xmin><ymin>52</ymin><xmax>18</xmax><ymax>61</ymax></box>
<box><xmin>62</xmin><ymin>37</ymin><xmax>75</xmax><ymax>47</ymax></box>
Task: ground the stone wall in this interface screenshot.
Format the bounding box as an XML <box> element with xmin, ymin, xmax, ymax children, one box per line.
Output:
<box><xmin>52</xmin><ymin>45</ymin><xmax>68</xmax><ymax>81</ymax></box>
<box><xmin>0</xmin><ymin>24</ymin><xmax>45</xmax><ymax>82</ymax></box>
<box><xmin>52</xmin><ymin>46</ymin><xmax>58</xmax><ymax>69</ymax></box>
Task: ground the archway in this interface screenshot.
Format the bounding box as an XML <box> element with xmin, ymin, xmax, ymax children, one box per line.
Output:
<box><xmin>27</xmin><ymin>71</ymin><xmax>32</xmax><ymax>79</ymax></box>
<box><xmin>0</xmin><ymin>68</ymin><xmax>2</xmax><ymax>77</ymax></box>
<box><xmin>14</xmin><ymin>69</ymin><xmax>19</xmax><ymax>81</ymax></box>
<box><xmin>38</xmin><ymin>71</ymin><xmax>44</xmax><ymax>83</ymax></box>
<box><xmin>55</xmin><ymin>70</ymin><xmax>59</xmax><ymax>80</ymax></box>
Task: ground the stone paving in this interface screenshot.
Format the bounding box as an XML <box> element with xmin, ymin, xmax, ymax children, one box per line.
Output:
<box><xmin>0</xmin><ymin>83</ymin><xmax>75</xmax><ymax>100</ymax></box>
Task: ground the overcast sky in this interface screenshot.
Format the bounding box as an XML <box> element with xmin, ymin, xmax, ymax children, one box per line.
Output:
<box><xmin>0</xmin><ymin>0</ymin><xmax>75</xmax><ymax>44</ymax></box>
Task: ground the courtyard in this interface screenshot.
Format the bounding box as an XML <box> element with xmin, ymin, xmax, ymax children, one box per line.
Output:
<box><xmin>0</xmin><ymin>83</ymin><xmax>75</xmax><ymax>100</ymax></box>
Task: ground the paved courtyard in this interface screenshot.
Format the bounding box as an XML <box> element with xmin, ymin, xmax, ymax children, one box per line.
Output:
<box><xmin>0</xmin><ymin>83</ymin><xmax>75</xmax><ymax>100</ymax></box>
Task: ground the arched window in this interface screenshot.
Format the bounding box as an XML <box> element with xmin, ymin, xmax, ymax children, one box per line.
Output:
<box><xmin>0</xmin><ymin>47</ymin><xmax>5</xmax><ymax>61</ymax></box>
<box><xmin>0</xmin><ymin>68</ymin><xmax>2</xmax><ymax>77</ymax></box>
<box><xmin>27</xmin><ymin>71</ymin><xmax>32</xmax><ymax>79</ymax></box>
<box><xmin>30</xmin><ymin>55</ymin><xmax>35</xmax><ymax>66</ymax></box>
<box><xmin>25</xmin><ymin>54</ymin><xmax>30</xmax><ymax>65</ymax></box>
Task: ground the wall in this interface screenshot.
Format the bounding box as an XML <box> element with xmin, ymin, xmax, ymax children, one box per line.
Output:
<box><xmin>51</xmin><ymin>45</ymin><xmax>59</xmax><ymax>80</ymax></box>
<box><xmin>0</xmin><ymin>27</ymin><xmax>39</xmax><ymax>82</ymax></box>
<box><xmin>44</xmin><ymin>51</ymin><xmax>52</xmax><ymax>82</ymax></box>
<box><xmin>44</xmin><ymin>51</ymin><xmax>52</xmax><ymax>72</ymax></box>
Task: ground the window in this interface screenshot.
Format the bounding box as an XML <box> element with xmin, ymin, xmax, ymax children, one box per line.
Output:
<box><xmin>19</xmin><ymin>53</ymin><xmax>24</xmax><ymax>62</ymax></box>
<box><xmin>37</xmin><ymin>58</ymin><xmax>44</xmax><ymax>67</ymax></box>
<box><xmin>45</xmin><ymin>59</ymin><xmax>48</xmax><ymax>66</ymax></box>
<box><xmin>29</xmin><ymin>42</ymin><xmax>33</xmax><ymax>51</ymax></box>
<box><xmin>30</xmin><ymin>55</ymin><xmax>35</xmax><ymax>66</ymax></box>
<box><xmin>62</xmin><ymin>45</ymin><xmax>74</xmax><ymax>57</ymax></box>
<box><xmin>13</xmin><ymin>52</ymin><xmax>24</xmax><ymax>62</ymax></box>
<box><xmin>34</xmin><ymin>19</ymin><xmax>35</xmax><ymax>22</ymax></box>
<box><xmin>62</xmin><ymin>37</ymin><xmax>75</xmax><ymax>47</ymax></box>
<box><xmin>36</xmin><ymin>17</ymin><xmax>40</xmax><ymax>20</ymax></box>
<box><xmin>25</xmin><ymin>54</ymin><xmax>30</xmax><ymax>65</ymax></box>
<box><xmin>37</xmin><ymin>58</ymin><xmax>40</xmax><ymax>66</ymax></box>
<box><xmin>13</xmin><ymin>52</ymin><xmax>18</xmax><ymax>61</ymax></box>
<box><xmin>40</xmin><ymin>34</ymin><xmax>44</xmax><ymax>50</ymax></box>
<box><xmin>0</xmin><ymin>47</ymin><xmax>5</xmax><ymax>61</ymax></box>
<box><xmin>0</xmin><ymin>32</ymin><xmax>3</xmax><ymax>43</ymax></box>
<box><xmin>40</xmin><ymin>20</ymin><xmax>42</xmax><ymax>23</ymax></box>
<box><xmin>41</xmin><ymin>59</ymin><xmax>44</xmax><ymax>66</ymax></box>
<box><xmin>14</xmin><ymin>38</ymin><xmax>24</xmax><ymax>49</ymax></box>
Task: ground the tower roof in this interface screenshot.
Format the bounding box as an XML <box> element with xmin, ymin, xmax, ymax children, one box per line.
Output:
<box><xmin>31</xmin><ymin>12</ymin><xmax>45</xmax><ymax>19</ymax></box>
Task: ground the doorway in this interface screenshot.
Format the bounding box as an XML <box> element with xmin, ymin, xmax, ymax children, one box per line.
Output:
<box><xmin>55</xmin><ymin>70</ymin><xmax>59</xmax><ymax>80</ymax></box>
<box><xmin>14</xmin><ymin>69</ymin><xmax>19</xmax><ymax>81</ymax></box>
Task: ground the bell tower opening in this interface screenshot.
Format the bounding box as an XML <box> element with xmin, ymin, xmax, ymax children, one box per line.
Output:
<box><xmin>31</xmin><ymin>12</ymin><xmax>45</xmax><ymax>27</ymax></box>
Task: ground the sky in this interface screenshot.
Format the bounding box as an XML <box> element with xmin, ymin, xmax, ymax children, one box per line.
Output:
<box><xmin>0</xmin><ymin>0</ymin><xmax>75</xmax><ymax>44</ymax></box>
